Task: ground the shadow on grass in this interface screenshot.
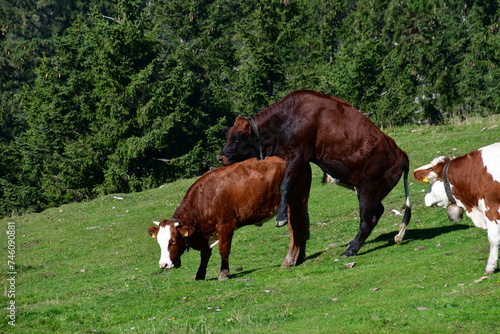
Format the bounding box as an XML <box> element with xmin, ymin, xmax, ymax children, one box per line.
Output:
<box><xmin>225</xmin><ymin>252</ymin><xmax>326</xmax><ymax>280</ymax></box>
<box><xmin>359</xmin><ymin>223</ymin><xmax>472</xmax><ymax>256</ymax></box>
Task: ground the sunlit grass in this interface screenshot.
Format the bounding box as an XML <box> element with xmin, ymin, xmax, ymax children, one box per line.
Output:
<box><xmin>1</xmin><ymin>116</ymin><xmax>499</xmax><ymax>333</ymax></box>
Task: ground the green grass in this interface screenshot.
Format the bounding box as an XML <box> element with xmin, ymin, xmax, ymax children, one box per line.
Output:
<box><xmin>2</xmin><ymin>116</ymin><xmax>500</xmax><ymax>333</ymax></box>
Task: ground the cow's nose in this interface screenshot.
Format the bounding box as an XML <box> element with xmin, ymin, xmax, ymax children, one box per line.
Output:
<box><xmin>159</xmin><ymin>263</ymin><xmax>172</xmax><ymax>269</ymax></box>
<box><xmin>217</xmin><ymin>155</ymin><xmax>224</xmax><ymax>164</ymax></box>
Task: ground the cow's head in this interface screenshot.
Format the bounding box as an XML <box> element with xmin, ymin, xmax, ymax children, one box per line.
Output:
<box><xmin>217</xmin><ymin>116</ymin><xmax>260</xmax><ymax>165</ymax></box>
<box><xmin>148</xmin><ymin>220</ymin><xmax>194</xmax><ymax>269</ymax></box>
<box><xmin>413</xmin><ymin>156</ymin><xmax>464</xmax><ymax>222</ymax></box>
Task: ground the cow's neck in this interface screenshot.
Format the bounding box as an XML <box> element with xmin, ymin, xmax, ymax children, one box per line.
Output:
<box><xmin>443</xmin><ymin>162</ymin><xmax>456</xmax><ymax>205</ymax></box>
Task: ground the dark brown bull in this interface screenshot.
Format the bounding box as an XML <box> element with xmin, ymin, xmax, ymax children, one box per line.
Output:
<box><xmin>148</xmin><ymin>156</ymin><xmax>311</xmax><ymax>280</ymax></box>
<box><xmin>218</xmin><ymin>90</ymin><xmax>411</xmax><ymax>257</ymax></box>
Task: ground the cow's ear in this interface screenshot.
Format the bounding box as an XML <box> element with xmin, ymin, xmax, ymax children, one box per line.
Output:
<box><xmin>413</xmin><ymin>168</ymin><xmax>437</xmax><ymax>183</ymax></box>
<box><xmin>179</xmin><ymin>225</ymin><xmax>195</xmax><ymax>238</ymax></box>
<box><xmin>148</xmin><ymin>226</ymin><xmax>159</xmax><ymax>238</ymax></box>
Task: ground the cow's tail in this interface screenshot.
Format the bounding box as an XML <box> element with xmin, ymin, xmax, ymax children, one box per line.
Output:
<box><xmin>394</xmin><ymin>168</ymin><xmax>411</xmax><ymax>244</ymax></box>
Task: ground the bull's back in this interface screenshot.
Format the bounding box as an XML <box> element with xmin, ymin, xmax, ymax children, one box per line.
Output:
<box><xmin>287</xmin><ymin>91</ymin><xmax>394</xmax><ymax>152</ymax></box>
<box><xmin>285</xmin><ymin>91</ymin><xmax>406</xmax><ymax>181</ymax></box>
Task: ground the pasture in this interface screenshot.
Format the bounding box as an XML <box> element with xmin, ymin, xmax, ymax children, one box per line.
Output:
<box><xmin>2</xmin><ymin>116</ymin><xmax>500</xmax><ymax>333</ymax></box>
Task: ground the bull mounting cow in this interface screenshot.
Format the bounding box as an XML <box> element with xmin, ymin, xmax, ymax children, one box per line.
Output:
<box><xmin>218</xmin><ymin>90</ymin><xmax>411</xmax><ymax>257</ymax></box>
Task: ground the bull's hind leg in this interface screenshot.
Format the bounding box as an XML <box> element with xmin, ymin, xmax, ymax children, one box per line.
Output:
<box><xmin>282</xmin><ymin>205</ymin><xmax>310</xmax><ymax>267</ymax></box>
<box><xmin>341</xmin><ymin>180</ymin><xmax>389</xmax><ymax>257</ymax></box>
<box><xmin>342</xmin><ymin>202</ymin><xmax>384</xmax><ymax>257</ymax></box>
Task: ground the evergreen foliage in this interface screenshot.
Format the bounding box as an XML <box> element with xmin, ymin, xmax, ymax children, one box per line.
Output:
<box><xmin>0</xmin><ymin>0</ymin><xmax>499</xmax><ymax>217</ymax></box>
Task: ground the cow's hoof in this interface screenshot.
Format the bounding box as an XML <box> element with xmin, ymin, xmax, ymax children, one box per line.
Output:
<box><xmin>484</xmin><ymin>270</ymin><xmax>494</xmax><ymax>276</ymax></box>
<box><xmin>276</xmin><ymin>219</ymin><xmax>287</xmax><ymax>227</ymax></box>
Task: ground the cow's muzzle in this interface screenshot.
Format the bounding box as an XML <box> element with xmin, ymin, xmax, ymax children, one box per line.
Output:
<box><xmin>159</xmin><ymin>262</ymin><xmax>176</xmax><ymax>269</ymax></box>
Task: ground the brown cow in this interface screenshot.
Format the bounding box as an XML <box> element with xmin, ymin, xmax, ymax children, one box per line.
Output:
<box><xmin>147</xmin><ymin>156</ymin><xmax>311</xmax><ymax>280</ymax></box>
<box><xmin>413</xmin><ymin>143</ymin><xmax>500</xmax><ymax>275</ymax></box>
<box><xmin>218</xmin><ymin>90</ymin><xmax>411</xmax><ymax>257</ymax></box>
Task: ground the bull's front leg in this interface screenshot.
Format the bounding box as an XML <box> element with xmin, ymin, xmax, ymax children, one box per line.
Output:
<box><xmin>276</xmin><ymin>158</ymin><xmax>307</xmax><ymax>227</ymax></box>
<box><xmin>195</xmin><ymin>247</ymin><xmax>212</xmax><ymax>280</ymax></box>
<box><xmin>282</xmin><ymin>164</ymin><xmax>312</xmax><ymax>266</ymax></box>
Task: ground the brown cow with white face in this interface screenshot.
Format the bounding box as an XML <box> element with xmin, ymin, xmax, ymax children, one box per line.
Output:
<box><xmin>148</xmin><ymin>156</ymin><xmax>311</xmax><ymax>280</ymax></box>
<box><xmin>413</xmin><ymin>143</ymin><xmax>500</xmax><ymax>275</ymax></box>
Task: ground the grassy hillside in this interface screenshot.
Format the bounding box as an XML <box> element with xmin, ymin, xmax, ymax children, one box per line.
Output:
<box><xmin>2</xmin><ymin>116</ymin><xmax>500</xmax><ymax>333</ymax></box>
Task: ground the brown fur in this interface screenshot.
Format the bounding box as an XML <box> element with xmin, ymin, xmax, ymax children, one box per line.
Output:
<box><xmin>148</xmin><ymin>156</ymin><xmax>311</xmax><ymax>280</ymax></box>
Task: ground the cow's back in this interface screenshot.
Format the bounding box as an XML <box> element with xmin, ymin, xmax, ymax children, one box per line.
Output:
<box><xmin>174</xmin><ymin>157</ymin><xmax>286</xmax><ymax>230</ymax></box>
<box><xmin>449</xmin><ymin>143</ymin><xmax>500</xmax><ymax>222</ymax></box>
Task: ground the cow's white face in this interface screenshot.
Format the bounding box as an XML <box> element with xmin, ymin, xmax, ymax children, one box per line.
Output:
<box><xmin>156</xmin><ymin>224</ymin><xmax>174</xmax><ymax>269</ymax></box>
<box><xmin>414</xmin><ymin>157</ymin><xmax>466</xmax><ymax>222</ymax></box>
<box><xmin>148</xmin><ymin>220</ymin><xmax>188</xmax><ymax>269</ymax></box>
<box><xmin>414</xmin><ymin>167</ymin><xmax>451</xmax><ymax>208</ymax></box>
<box><xmin>424</xmin><ymin>179</ymin><xmax>450</xmax><ymax>208</ymax></box>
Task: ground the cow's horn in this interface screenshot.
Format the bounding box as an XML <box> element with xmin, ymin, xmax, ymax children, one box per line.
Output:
<box><xmin>414</xmin><ymin>163</ymin><xmax>433</xmax><ymax>171</ymax></box>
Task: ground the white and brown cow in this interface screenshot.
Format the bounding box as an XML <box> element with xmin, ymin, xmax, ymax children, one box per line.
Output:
<box><xmin>413</xmin><ymin>142</ymin><xmax>500</xmax><ymax>275</ymax></box>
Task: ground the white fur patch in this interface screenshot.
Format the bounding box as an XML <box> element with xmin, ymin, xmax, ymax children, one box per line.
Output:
<box><xmin>157</xmin><ymin>225</ymin><xmax>173</xmax><ymax>268</ymax></box>
<box><xmin>480</xmin><ymin>143</ymin><xmax>500</xmax><ymax>183</ymax></box>
<box><xmin>485</xmin><ymin>218</ymin><xmax>500</xmax><ymax>274</ymax></box>
<box><xmin>424</xmin><ymin>180</ymin><xmax>449</xmax><ymax>208</ymax></box>
<box><xmin>430</xmin><ymin>156</ymin><xmax>448</xmax><ymax>167</ymax></box>
<box><xmin>464</xmin><ymin>199</ymin><xmax>488</xmax><ymax>229</ymax></box>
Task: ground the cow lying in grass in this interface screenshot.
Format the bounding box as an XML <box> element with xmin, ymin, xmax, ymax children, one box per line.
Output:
<box><xmin>413</xmin><ymin>143</ymin><xmax>500</xmax><ymax>275</ymax></box>
<box><xmin>148</xmin><ymin>156</ymin><xmax>311</xmax><ymax>280</ymax></box>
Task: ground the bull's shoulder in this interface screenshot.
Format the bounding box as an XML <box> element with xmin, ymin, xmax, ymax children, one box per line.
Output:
<box><xmin>280</xmin><ymin>90</ymin><xmax>352</xmax><ymax>107</ymax></box>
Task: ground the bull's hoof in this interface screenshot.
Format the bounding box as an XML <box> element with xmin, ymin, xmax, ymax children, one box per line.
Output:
<box><xmin>195</xmin><ymin>271</ymin><xmax>206</xmax><ymax>280</ymax></box>
<box><xmin>394</xmin><ymin>234</ymin><xmax>403</xmax><ymax>244</ymax></box>
<box><xmin>281</xmin><ymin>254</ymin><xmax>295</xmax><ymax>267</ymax></box>
<box><xmin>276</xmin><ymin>210</ymin><xmax>288</xmax><ymax>227</ymax></box>
<box><xmin>276</xmin><ymin>219</ymin><xmax>287</xmax><ymax>227</ymax></box>
<box><xmin>341</xmin><ymin>250</ymin><xmax>356</xmax><ymax>258</ymax></box>
<box><xmin>218</xmin><ymin>270</ymin><xmax>229</xmax><ymax>280</ymax></box>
